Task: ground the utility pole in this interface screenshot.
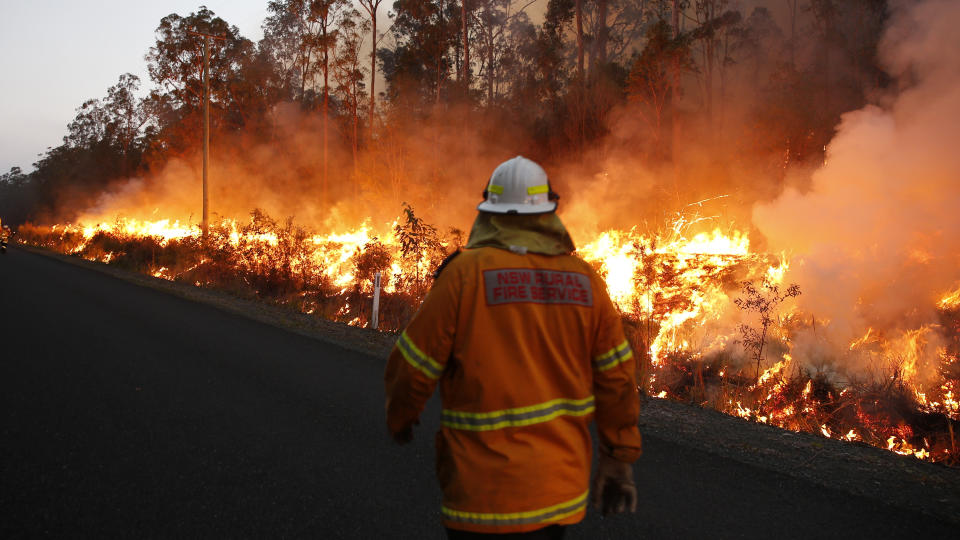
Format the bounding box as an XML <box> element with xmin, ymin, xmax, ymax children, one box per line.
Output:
<box><xmin>187</xmin><ymin>30</ymin><xmax>227</xmax><ymax>239</ymax></box>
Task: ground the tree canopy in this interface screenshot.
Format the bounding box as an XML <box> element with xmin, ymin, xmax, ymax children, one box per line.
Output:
<box><xmin>1</xmin><ymin>1</ymin><xmax>893</xmax><ymax>227</ymax></box>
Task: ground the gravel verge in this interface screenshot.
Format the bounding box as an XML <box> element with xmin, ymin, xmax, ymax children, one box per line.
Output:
<box><xmin>18</xmin><ymin>244</ymin><xmax>960</xmax><ymax>525</ymax></box>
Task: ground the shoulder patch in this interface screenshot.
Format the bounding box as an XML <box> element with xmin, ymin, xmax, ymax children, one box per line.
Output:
<box><xmin>483</xmin><ymin>268</ymin><xmax>593</xmax><ymax>307</ymax></box>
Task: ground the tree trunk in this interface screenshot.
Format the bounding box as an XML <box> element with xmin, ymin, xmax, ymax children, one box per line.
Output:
<box><xmin>322</xmin><ymin>23</ymin><xmax>329</xmax><ymax>209</ymax></box>
<box><xmin>436</xmin><ymin>1</ymin><xmax>443</xmax><ymax>105</ymax></box>
<box><xmin>671</xmin><ymin>0</ymin><xmax>681</xmax><ymax>187</ymax></box>
<box><xmin>462</xmin><ymin>0</ymin><xmax>469</xmax><ymax>88</ymax></box>
<box><xmin>353</xmin><ymin>85</ymin><xmax>359</xmax><ymax>197</ymax></box>
<box><xmin>787</xmin><ymin>0</ymin><xmax>798</xmax><ymax>68</ymax></box>
<box><xmin>575</xmin><ymin>0</ymin><xmax>584</xmax><ymax>83</ymax></box>
<box><xmin>362</xmin><ymin>1</ymin><xmax>381</xmax><ymax>144</ymax></box>
<box><xmin>597</xmin><ymin>0</ymin><xmax>608</xmax><ymax>66</ymax></box>
<box><xmin>705</xmin><ymin>4</ymin><xmax>714</xmax><ymax>126</ymax></box>
<box><xmin>486</xmin><ymin>27</ymin><xmax>494</xmax><ymax>105</ymax></box>
<box><xmin>370</xmin><ymin>8</ymin><xmax>377</xmax><ymax>142</ymax></box>
<box><xmin>575</xmin><ymin>0</ymin><xmax>585</xmax><ymax>149</ymax></box>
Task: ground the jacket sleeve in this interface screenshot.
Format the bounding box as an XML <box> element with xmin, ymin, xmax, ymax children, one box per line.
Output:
<box><xmin>590</xmin><ymin>274</ymin><xmax>643</xmax><ymax>463</ymax></box>
<box><xmin>384</xmin><ymin>260</ymin><xmax>461</xmax><ymax>437</ymax></box>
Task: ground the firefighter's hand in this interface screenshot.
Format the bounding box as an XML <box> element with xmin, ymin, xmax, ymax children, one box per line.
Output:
<box><xmin>389</xmin><ymin>418</ymin><xmax>419</xmax><ymax>445</ymax></box>
<box><xmin>592</xmin><ymin>452</ymin><xmax>637</xmax><ymax>516</ymax></box>
<box><xmin>391</xmin><ymin>425</ymin><xmax>413</xmax><ymax>445</ymax></box>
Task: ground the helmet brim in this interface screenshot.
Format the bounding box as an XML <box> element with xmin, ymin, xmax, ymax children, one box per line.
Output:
<box><xmin>477</xmin><ymin>201</ymin><xmax>557</xmax><ymax>214</ymax></box>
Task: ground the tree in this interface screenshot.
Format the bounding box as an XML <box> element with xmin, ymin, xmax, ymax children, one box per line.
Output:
<box><xmin>35</xmin><ymin>73</ymin><xmax>153</xmax><ymax>219</ymax></box>
<box><xmin>358</xmin><ymin>0</ymin><xmax>386</xmax><ymax>140</ymax></box>
<box><xmin>474</xmin><ymin>1</ymin><xmax>509</xmax><ymax>105</ymax></box>
<box><xmin>381</xmin><ymin>1</ymin><xmax>458</xmax><ymax>108</ymax></box>
<box><xmin>0</xmin><ymin>167</ymin><xmax>34</xmax><ymax>226</ymax></box>
<box><xmin>333</xmin><ymin>9</ymin><xmax>370</xmax><ymax>180</ymax></box>
<box><xmin>785</xmin><ymin>0</ymin><xmax>799</xmax><ymax>67</ymax></box>
<box><xmin>64</xmin><ymin>98</ymin><xmax>108</xmax><ymax>150</ymax></box>
<box><xmin>261</xmin><ymin>0</ymin><xmax>333</xmax><ymax>101</ymax></box>
<box><xmin>735</xmin><ymin>279</ymin><xmax>801</xmax><ymax>379</ymax></box>
<box><xmin>627</xmin><ymin>19</ymin><xmax>692</xmax><ymax>159</ymax></box>
<box><xmin>575</xmin><ymin>0</ymin><xmax>584</xmax><ymax>84</ymax></box>
<box><xmin>689</xmin><ymin>2</ymin><xmax>742</xmax><ymax>131</ymax></box>
<box><xmin>103</xmin><ymin>74</ymin><xmax>149</xmax><ymax>176</ymax></box>
<box><xmin>65</xmin><ymin>73</ymin><xmax>148</xmax><ymax>162</ymax></box>
<box><xmin>146</xmin><ymin>8</ymin><xmax>249</xmax><ymax>112</ymax></box>
<box><xmin>228</xmin><ymin>44</ymin><xmax>288</xmax><ymax>132</ymax></box>
<box><xmin>309</xmin><ymin>0</ymin><xmax>353</xmax><ymax>208</ymax></box>
<box><xmin>145</xmin><ymin>7</ymin><xmax>252</xmax><ymax>156</ymax></box>
<box><xmin>394</xmin><ymin>202</ymin><xmax>444</xmax><ymax>301</ymax></box>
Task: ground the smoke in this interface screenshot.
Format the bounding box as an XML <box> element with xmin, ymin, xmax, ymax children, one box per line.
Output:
<box><xmin>74</xmin><ymin>101</ymin><xmax>536</xmax><ymax>237</ymax></box>
<box><xmin>752</xmin><ymin>0</ymin><xmax>960</xmax><ymax>360</ymax></box>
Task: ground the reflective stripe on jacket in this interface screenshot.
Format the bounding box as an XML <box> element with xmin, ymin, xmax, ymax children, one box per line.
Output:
<box><xmin>385</xmin><ymin>246</ymin><xmax>642</xmax><ymax>534</ymax></box>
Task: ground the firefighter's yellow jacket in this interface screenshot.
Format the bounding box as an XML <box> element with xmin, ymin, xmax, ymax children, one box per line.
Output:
<box><xmin>385</xmin><ymin>220</ymin><xmax>642</xmax><ymax>534</ymax></box>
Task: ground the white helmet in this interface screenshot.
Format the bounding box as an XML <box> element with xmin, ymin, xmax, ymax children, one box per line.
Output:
<box><xmin>477</xmin><ymin>156</ymin><xmax>558</xmax><ymax>214</ymax></box>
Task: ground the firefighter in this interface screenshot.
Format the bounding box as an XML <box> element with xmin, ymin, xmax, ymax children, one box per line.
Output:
<box><xmin>385</xmin><ymin>156</ymin><xmax>642</xmax><ymax>538</ymax></box>
<box><xmin>0</xmin><ymin>220</ymin><xmax>9</xmax><ymax>254</ymax></box>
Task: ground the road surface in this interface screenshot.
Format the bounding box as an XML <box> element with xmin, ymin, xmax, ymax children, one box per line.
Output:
<box><xmin>0</xmin><ymin>246</ymin><xmax>955</xmax><ymax>538</ymax></box>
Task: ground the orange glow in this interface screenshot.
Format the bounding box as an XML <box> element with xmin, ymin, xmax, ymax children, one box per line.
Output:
<box><xmin>17</xmin><ymin>207</ymin><xmax>960</xmax><ymax>465</ymax></box>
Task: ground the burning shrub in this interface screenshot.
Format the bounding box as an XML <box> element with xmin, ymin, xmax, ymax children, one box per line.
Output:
<box><xmin>352</xmin><ymin>238</ymin><xmax>392</xmax><ymax>289</ymax></box>
<box><xmin>233</xmin><ymin>209</ymin><xmax>313</xmax><ymax>298</ymax></box>
<box><xmin>734</xmin><ymin>279</ymin><xmax>802</xmax><ymax>378</ymax></box>
<box><xmin>394</xmin><ymin>202</ymin><xmax>446</xmax><ymax>302</ymax></box>
<box><xmin>15</xmin><ymin>208</ymin><xmax>960</xmax><ymax>464</ymax></box>
<box><xmin>17</xmin><ymin>222</ymin><xmax>86</xmax><ymax>252</ymax></box>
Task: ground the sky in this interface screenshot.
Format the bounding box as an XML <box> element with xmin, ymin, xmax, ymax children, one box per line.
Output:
<box><xmin>0</xmin><ymin>1</ymin><xmax>270</xmax><ymax>174</ymax></box>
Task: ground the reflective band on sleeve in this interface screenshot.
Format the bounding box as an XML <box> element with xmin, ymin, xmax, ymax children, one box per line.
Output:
<box><xmin>487</xmin><ymin>184</ymin><xmax>504</xmax><ymax>195</ymax></box>
<box><xmin>442</xmin><ymin>396</ymin><xmax>595</xmax><ymax>431</ymax></box>
<box><xmin>442</xmin><ymin>491</ymin><xmax>588</xmax><ymax>527</ymax></box>
<box><xmin>593</xmin><ymin>340</ymin><xmax>633</xmax><ymax>372</ymax></box>
<box><xmin>526</xmin><ymin>184</ymin><xmax>549</xmax><ymax>195</ymax></box>
<box><xmin>396</xmin><ymin>331</ymin><xmax>443</xmax><ymax>379</ymax></box>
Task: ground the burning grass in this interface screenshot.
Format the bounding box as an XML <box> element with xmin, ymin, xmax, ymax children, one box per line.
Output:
<box><xmin>15</xmin><ymin>208</ymin><xmax>960</xmax><ymax>466</ymax></box>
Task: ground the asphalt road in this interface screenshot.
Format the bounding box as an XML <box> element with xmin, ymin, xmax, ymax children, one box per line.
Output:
<box><xmin>0</xmin><ymin>246</ymin><xmax>955</xmax><ymax>539</ymax></box>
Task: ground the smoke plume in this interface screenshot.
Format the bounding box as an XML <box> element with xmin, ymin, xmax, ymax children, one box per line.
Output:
<box><xmin>753</xmin><ymin>0</ymin><xmax>960</xmax><ymax>370</ymax></box>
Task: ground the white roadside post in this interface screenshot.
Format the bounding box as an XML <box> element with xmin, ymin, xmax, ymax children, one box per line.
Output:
<box><xmin>372</xmin><ymin>271</ymin><xmax>381</xmax><ymax>330</ymax></box>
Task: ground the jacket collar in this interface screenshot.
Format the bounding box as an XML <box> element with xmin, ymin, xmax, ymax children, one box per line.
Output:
<box><xmin>465</xmin><ymin>212</ymin><xmax>576</xmax><ymax>256</ymax></box>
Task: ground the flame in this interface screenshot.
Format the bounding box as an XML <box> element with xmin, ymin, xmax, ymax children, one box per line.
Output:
<box><xmin>765</xmin><ymin>254</ymin><xmax>790</xmax><ymax>284</ymax></box>
<box><xmin>849</xmin><ymin>327</ymin><xmax>875</xmax><ymax>351</ymax></box>
<box><xmin>940</xmin><ymin>285</ymin><xmax>960</xmax><ymax>311</ymax></box>
<box><xmin>16</xmin><ymin>208</ymin><xmax>960</xmax><ymax>465</ymax></box>
<box><xmin>577</xmin><ymin>222</ymin><xmax>760</xmax><ymax>369</ymax></box>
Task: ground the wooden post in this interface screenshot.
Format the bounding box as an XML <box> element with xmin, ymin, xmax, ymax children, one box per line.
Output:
<box><xmin>372</xmin><ymin>271</ymin><xmax>381</xmax><ymax>330</ymax></box>
<box><xmin>187</xmin><ymin>29</ymin><xmax>227</xmax><ymax>239</ymax></box>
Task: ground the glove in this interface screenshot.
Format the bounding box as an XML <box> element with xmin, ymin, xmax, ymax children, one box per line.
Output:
<box><xmin>389</xmin><ymin>419</ymin><xmax>419</xmax><ymax>445</ymax></box>
<box><xmin>391</xmin><ymin>424</ymin><xmax>413</xmax><ymax>445</ymax></box>
<box><xmin>592</xmin><ymin>450</ymin><xmax>637</xmax><ymax>516</ymax></box>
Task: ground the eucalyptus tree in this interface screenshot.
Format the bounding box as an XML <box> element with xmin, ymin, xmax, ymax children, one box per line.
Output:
<box><xmin>262</xmin><ymin>0</ymin><xmax>326</xmax><ymax>101</ymax></box>
<box><xmin>261</xmin><ymin>0</ymin><xmax>352</xmax><ymax>206</ymax></box>
<box><xmin>472</xmin><ymin>1</ymin><xmax>538</xmax><ymax>106</ymax></box>
<box><xmin>145</xmin><ymin>7</ymin><xmax>251</xmax><ymax>152</ymax></box>
<box><xmin>63</xmin><ymin>73</ymin><xmax>148</xmax><ymax>177</ymax></box>
<box><xmin>333</xmin><ymin>9</ymin><xmax>370</xmax><ymax>176</ymax></box>
<box><xmin>382</xmin><ymin>0</ymin><xmax>460</xmax><ymax>108</ymax></box>
<box><xmin>626</xmin><ymin>19</ymin><xmax>693</xmax><ymax>159</ymax></box>
<box><xmin>311</xmin><ymin>0</ymin><xmax>353</xmax><ymax>207</ymax></box>
<box><xmin>358</xmin><ymin>0</ymin><xmax>385</xmax><ymax>139</ymax></box>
